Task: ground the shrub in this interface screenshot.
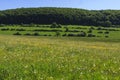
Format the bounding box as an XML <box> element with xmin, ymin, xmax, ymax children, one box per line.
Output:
<box><xmin>24</xmin><ymin>33</ymin><xmax>31</xmax><ymax>36</ymax></box>
<box><xmin>104</xmin><ymin>31</ymin><xmax>109</xmax><ymax>34</ymax></box>
<box><xmin>55</xmin><ymin>31</ymin><xmax>60</xmax><ymax>36</ymax></box>
<box><xmin>50</xmin><ymin>22</ymin><xmax>62</xmax><ymax>28</ymax></box>
<box><xmin>78</xmin><ymin>31</ymin><xmax>86</xmax><ymax>37</ymax></box>
<box><xmin>43</xmin><ymin>34</ymin><xmax>47</xmax><ymax>36</ymax></box>
<box><xmin>50</xmin><ymin>22</ymin><xmax>58</xmax><ymax>28</ymax></box>
<box><xmin>10</xmin><ymin>28</ymin><xmax>15</xmax><ymax>31</ymax></box>
<box><xmin>87</xmin><ymin>29</ymin><xmax>92</xmax><ymax>33</ymax></box>
<box><xmin>65</xmin><ymin>27</ymin><xmax>69</xmax><ymax>32</ymax></box>
<box><xmin>57</xmin><ymin>24</ymin><xmax>62</xmax><ymax>28</ymax></box>
<box><xmin>87</xmin><ymin>34</ymin><xmax>96</xmax><ymax>37</ymax></box>
<box><xmin>62</xmin><ymin>34</ymin><xmax>67</xmax><ymax>36</ymax></box>
<box><xmin>97</xmin><ymin>27</ymin><xmax>102</xmax><ymax>30</ymax></box>
<box><xmin>105</xmin><ymin>36</ymin><xmax>109</xmax><ymax>38</ymax></box>
<box><xmin>1</xmin><ymin>28</ymin><xmax>9</xmax><ymax>31</ymax></box>
<box><xmin>90</xmin><ymin>26</ymin><xmax>95</xmax><ymax>30</ymax></box>
<box><xmin>33</xmin><ymin>32</ymin><xmax>39</xmax><ymax>36</ymax></box>
<box><xmin>48</xmin><ymin>34</ymin><xmax>52</xmax><ymax>36</ymax></box>
<box><xmin>13</xmin><ymin>32</ymin><xmax>21</xmax><ymax>35</ymax></box>
<box><xmin>68</xmin><ymin>33</ymin><xmax>76</xmax><ymax>37</ymax></box>
<box><xmin>16</xmin><ymin>28</ymin><xmax>26</xmax><ymax>31</ymax></box>
<box><xmin>98</xmin><ymin>31</ymin><xmax>103</xmax><ymax>34</ymax></box>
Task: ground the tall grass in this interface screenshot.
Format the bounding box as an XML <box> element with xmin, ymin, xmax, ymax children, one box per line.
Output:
<box><xmin>0</xmin><ymin>35</ymin><xmax>120</xmax><ymax>80</ymax></box>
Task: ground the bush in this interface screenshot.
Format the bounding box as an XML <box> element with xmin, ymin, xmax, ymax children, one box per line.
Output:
<box><xmin>48</xmin><ymin>34</ymin><xmax>52</xmax><ymax>36</ymax></box>
<box><xmin>16</xmin><ymin>28</ymin><xmax>26</xmax><ymax>31</ymax></box>
<box><xmin>105</xmin><ymin>36</ymin><xmax>109</xmax><ymax>38</ymax></box>
<box><xmin>98</xmin><ymin>31</ymin><xmax>103</xmax><ymax>34</ymax></box>
<box><xmin>68</xmin><ymin>33</ymin><xmax>76</xmax><ymax>37</ymax></box>
<box><xmin>78</xmin><ymin>31</ymin><xmax>86</xmax><ymax>37</ymax></box>
<box><xmin>1</xmin><ymin>28</ymin><xmax>9</xmax><ymax>31</ymax></box>
<box><xmin>43</xmin><ymin>34</ymin><xmax>47</xmax><ymax>36</ymax></box>
<box><xmin>65</xmin><ymin>27</ymin><xmax>69</xmax><ymax>32</ymax></box>
<box><xmin>90</xmin><ymin>26</ymin><xmax>95</xmax><ymax>30</ymax></box>
<box><xmin>50</xmin><ymin>22</ymin><xmax>58</xmax><ymax>28</ymax></box>
<box><xmin>97</xmin><ymin>27</ymin><xmax>102</xmax><ymax>30</ymax></box>
<box><xmin>57</xmin><ymin>24</ymin><xmax>62</xmax><ymax>28</ymax></box>
<box><xmin>62</xmin><ymin>34</ymin><xmax>67</xmax><ymax>36</ymax></box>
<box><xmin>33</xmin><ymin>32</ymin><xmax>39</xmax><ymax>36</ymax></box>
<box><xmin>24</xmin><ymin>33</ymin><xmax>31</xmax><ymax>36</ymax></box>
<box><xmin>50</xmin><ymin>22</ymin><xmax>62</xmax><ymax>28</ymax></box>
<box><xmin>87</xmin><ymin>34</ymin><xmax>96</xmax><ymax>37</ymax></box>
<box><xmin>87</xmin><ymin>29</ymin><xmax>92</xmax><ymax>33</ymax></box>
<box><xmin>55</xmin><ymin>31</ymin><xmax>60</xmax><ymax>36</ymax></box>
<box><xmin>104</xmin><ymin>31</ymin><xmax>109</xmax><ymax>34</ymax></box>
<box><xmin>10</xmin><ymin>28</ymin><xmax>15</xmax><ymax>31</ymax></box>
<box><xmin>13</xmin><ymin>32</ymin><xmax>21</xmax><ymax>35</ymax></box>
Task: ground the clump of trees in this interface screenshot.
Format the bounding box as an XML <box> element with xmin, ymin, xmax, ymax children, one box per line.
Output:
<box><xmin>50</xmin><ymin>22</ymin><xmax>62</xmax><ymax>28</ymax></box>
<box><xmin>0</xmin><ymin>7</ymin><xmax>120</xmax><ymax>27</ymax></box>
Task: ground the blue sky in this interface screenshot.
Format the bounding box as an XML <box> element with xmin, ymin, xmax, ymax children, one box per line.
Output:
<box><xmin>0</xmin><ymin>0</ymin><xmax>120</xmax><ymax>10</ymax></box>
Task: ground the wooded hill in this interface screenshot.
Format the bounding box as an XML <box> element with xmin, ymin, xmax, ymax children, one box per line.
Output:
<box><xmin>0</xmin><ymin>7</ymin><xmax>120</xmax><ymax>27</ymax></box>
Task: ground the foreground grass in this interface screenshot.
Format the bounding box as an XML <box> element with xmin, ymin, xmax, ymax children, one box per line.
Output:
<box><xmin>0</xmin><ymin>35</ymin><xmax>120</xmax><ymax>80</ymax></box>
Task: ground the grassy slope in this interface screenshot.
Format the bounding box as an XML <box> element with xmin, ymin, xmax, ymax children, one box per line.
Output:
<box><xmin>0</xmin><ymin>35</ymin><xmax>120</xmax><ymax>80</ymax></box>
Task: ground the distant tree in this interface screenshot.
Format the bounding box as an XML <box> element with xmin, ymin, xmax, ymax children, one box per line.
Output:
<box><xmin>55</xmin><ymin>31</ymin><xmax>60</xmax><ymax>36</ymax></box>
<box><xmin>50</xmin><ymin>22</ymin><xmax>58</xmax><ymax>28</ymax></box>
<box><xmin>87</xmin><ymin>29</ymin><xmax>92</xmax><ymax>33</ymax></box>
<box><xmin>57</xmin><ymin>24</ymin><xmax>62</xmax><ymax>28</ymax></box>
<box><xmin>65</xmin><ymin>27</ymin><xmax>69</xmax><ymax>32</ymax></box>
<box><xmin>13</xmin><ymin>32</ymin><xmax>21</xmax><ymax>35</ymax></box>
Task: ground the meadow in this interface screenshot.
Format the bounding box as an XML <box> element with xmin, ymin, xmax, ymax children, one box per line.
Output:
<box><xmin>0</xmin><ymin>25</ymin><xmax>120</xmax><ymax>80</ymax></box>
<box><xmin>0</xmin><ymin>25</ymin><xmax>120</xmax><ymax>39</ymax></box>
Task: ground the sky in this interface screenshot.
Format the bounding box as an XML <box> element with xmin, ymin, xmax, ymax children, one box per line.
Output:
<box><xmin>0</xmin><ymin>0</ymin><xmax>120</xmax><ymax>10</ymax></box>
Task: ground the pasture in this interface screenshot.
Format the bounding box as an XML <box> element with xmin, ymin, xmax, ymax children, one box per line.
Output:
<box><xmin>0</xmin><ymin>25</ymin><xmax>120</xmax><ymax>79</ymax></box>
<box><xmin>0</xmin><ymin>34</ymin><xmax>120</xmax><ymax>79</ymax></box>
<box><xmin>0</xmin><ymin>25</ymin><xmax>120</xmax><ymax>40</ymax></box>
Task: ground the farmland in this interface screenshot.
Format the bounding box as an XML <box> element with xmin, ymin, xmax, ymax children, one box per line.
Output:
<box><xmin>0</xmin><ymin>25</ymin><xmax>120</xmax><ymax>39</ymax></box>
<box><xmin>0</xmin><ymin>25</ymin><xmax>120</xmax><ymax>79</ymax></box>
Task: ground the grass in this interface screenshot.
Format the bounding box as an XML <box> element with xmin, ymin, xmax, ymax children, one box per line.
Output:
<box><xmin>0</xmin><ymin>25</ymin><xmax>120</xmax><ymax>39</ymax></box>
<box><xmin>0</xmin><ymin>35</ymin><xmax>120</xmax><ymax>80</ymax></box>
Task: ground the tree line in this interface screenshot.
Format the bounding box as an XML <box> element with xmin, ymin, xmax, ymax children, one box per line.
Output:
<box><xmin>0</xmin><ymin>7</ymin><xmax>120</xmax><ymax>27</ymax></box>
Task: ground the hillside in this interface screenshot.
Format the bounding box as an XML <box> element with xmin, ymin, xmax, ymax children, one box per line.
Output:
<box><xmin>0</xmin><ymin>7</ymin><xmax>120</xmax><ymax>27</ymax></box>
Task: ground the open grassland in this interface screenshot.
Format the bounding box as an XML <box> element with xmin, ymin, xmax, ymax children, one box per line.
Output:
<box><xmin>0</xmin><ymin>25</ymin><xmax>120</xmax><ymax>39</ymax></box>
<box><xmin>0</xmin><ymin>35</ymin><xmax>120</xmax><ymax>80</ymax></box>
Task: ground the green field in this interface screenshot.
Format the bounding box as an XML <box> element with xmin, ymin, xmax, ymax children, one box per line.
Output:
<box><xmin>0</xmin><ymin>25</ymin><xmax>120</xmax><ymax>80</ymax></box>
<box><xmin>0</xmin><ymin>25</ymin><xmax>120</xmax><ymax>39</ymax></box>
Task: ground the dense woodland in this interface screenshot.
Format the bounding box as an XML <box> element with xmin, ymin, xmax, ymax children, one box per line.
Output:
<box><xmin>0</xmin><ymin>7</ymin><xmax>120</xmax><ymax>27</ymax></box>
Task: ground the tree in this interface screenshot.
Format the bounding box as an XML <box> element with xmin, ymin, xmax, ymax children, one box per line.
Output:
<box><xmin>50</xmin><ymin>22</ymin><xmax>58</xmax><ymax>28</ymax></box>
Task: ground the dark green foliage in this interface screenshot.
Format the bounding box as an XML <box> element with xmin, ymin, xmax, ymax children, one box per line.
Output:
<box><xmin>104</xmin><ymin>31</ymin><xmax>109</xmax><ymax>34</ymax></box>
<box><xmin>77</xmin><ymin>31</ymin><xmax>87</xmax><ymax>37</ymax></box>
<box><xmin>50</xmin><ymin>22</ymin><xmax>58</xmax><ymax>28</ymax></box>
<box><xmin>65</xmin><ymin>27</ymin><xmax>69</xmax><ymax>32</ymax></box>
<box><xmin>24</xmin><ymin>33</ymin><xmax>31</xmax><ymax>36</ymax></box>
<box><xmin>33</xmin><ymin>29</ymin><xmax>62</xmax><ymax>32</ymax></box>
<box><xmin>87</xmin><ymin>34</ymin><xmax>96</xmax><ymax>37</ymax></box>
<box><xmin>105</xmin><ymin>35</ymin><xmax>109</xmax><ymax>38</ymax></box>
<box><xmin>50</xmin><ymin>22</ymin><xmax>62</xmax><ymax>28</ymax></box>
<box><xmin>13</xmin><ymin>32</ymin><xmax>21</xmax><ymax>35</ymax></box>
<box><xmin>97</xmin><ymin>27</ymin><xmax>102</xmax><ymax>30</ymax></box>
<box><xmin>98</xmin><ymin>31</ymin><xmax>103</xmax><ymax>34</ymax></box>
<box><xmin>0</xmin><ymin>7</ymin><xmax>120</xmax><ymax>27</ymax></box>
<box><xmin>57</xmin><ymin>24</ymin><xmax>62</xmax><ymax>28</ymax></box>
<box><xmin>1</xmin><ymin>28</ymin><xmax>9</xmax><ymax>31</ymax></box>
<box><xmin>62</xmin><ymin>33</ymin><xmax>67</xmax><ymax>36</ymax></box>
<box><xmin>87</xmin><ymin>29</ymin><xmax>92</xmax><ymax>33</ymax></box>
<box><xmin>68</xmin><ymin>33</ymin><xmax>76</xmax><ymax>37</ymax></box>
<box><xmin>33</xmin><ymin>32</ymin><xmax>39</xmax><ymax>36</ymax></box>
<box><xmin>55</xmin><ymin>31</ymin><xmax>60</xmax><ymax>36</ymax></box>
<box><xmin>16</xmin><ymin>28</ymin><xmax>26</xmax><ymax>31</ymax></box>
